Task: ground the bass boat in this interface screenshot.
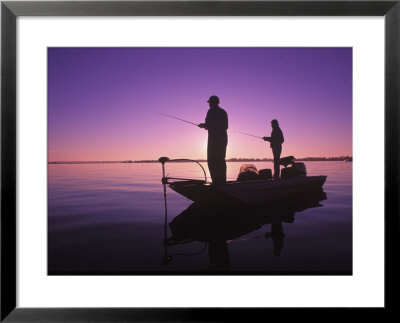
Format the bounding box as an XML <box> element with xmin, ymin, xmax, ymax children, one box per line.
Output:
<box><xmin>159</xmin><ymin>156</ymin><xmax>327</xmax><ymax>206</ymax></box>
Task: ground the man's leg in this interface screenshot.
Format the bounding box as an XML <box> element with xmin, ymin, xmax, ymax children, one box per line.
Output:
<box><xmin>207</xmin><ymin>140</ymin><xmax>218</xmax><ymax>183</ymax></box>
<box><xmin>208</xmin><ymin>138</ymin><xmax>227</xmax><ymax>184</ymax></box>
<box><xmin>207</xmin><ymin>159</ymin><xmax>217</xmax><ymax>183</ymax></box>
<box><xmin>208</xmin><ymin>158</ymin><xmax>226</xmax><ymax>184</ymax></box>
<box><xmin>216</xmin><ymin>139</ymin><xmax>227</xmax><ymax>183</ymax></box>
<box><xmin>214</xmin><ymin>159</ymin><xmax>226</xmax><ymax>183</ymax></box>
<box><xmin>272</xmin><ymin>146</ymin><xmax>282</xmax><ymax>179</ymax></box>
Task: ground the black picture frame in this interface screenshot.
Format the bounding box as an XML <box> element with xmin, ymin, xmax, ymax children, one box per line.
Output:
<box><xmin>1</xmin><ymin>0</ymin><xmax>398</xmax><ymax>321</ymax></box>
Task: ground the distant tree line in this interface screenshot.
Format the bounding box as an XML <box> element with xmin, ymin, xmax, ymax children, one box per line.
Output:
<box><xmin>49</xmin><ymin>156</ymin><xmax>352</xmax><ymax>164</ymax></box>
<box><xmin>133</xmin><ymin>156</ymin><xmax>353</xmax><ymax>163</ymax></box>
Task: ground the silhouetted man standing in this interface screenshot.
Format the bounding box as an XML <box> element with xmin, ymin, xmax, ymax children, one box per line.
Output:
<box><xmin>198</xmin><ymin>96</ymin><xmax>228</xmax><ymax>184</ymax></box>
<box><xmin>263</xmin><ymin>119</ymin><xmax>284</xmax><ymax>179</ymax></box>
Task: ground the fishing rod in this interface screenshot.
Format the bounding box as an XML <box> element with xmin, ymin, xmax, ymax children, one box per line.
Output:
<box><xmin>158</xmin><ymin>112</ymin><xmax>199</xmax><ymax>127</ymax></box>
<box><xmin>235</xmin><ymin>131</ymin><xmax>264</xmax><ymax>140</ymax></box>
<box><xmin>159</xmin><ymin>113</ymin><xmax>264</xmax><ymax>140</ymax></box>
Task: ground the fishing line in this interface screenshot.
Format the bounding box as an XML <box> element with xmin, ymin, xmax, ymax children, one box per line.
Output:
<box><xmin>159</xmin><ymin>112</ymin><xmax>265</xmax><ymax>141</ymax></box>
<box><xmin>234</xmin><ymin>131</ymin><xmax>264</xmax><ymax>140</ymax></box>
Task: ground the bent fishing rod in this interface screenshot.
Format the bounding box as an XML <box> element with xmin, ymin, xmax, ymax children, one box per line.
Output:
<box><xmin>159</xmin><ymin>112</ymin><xmax>265</xmax><ymax>140</ymax></box>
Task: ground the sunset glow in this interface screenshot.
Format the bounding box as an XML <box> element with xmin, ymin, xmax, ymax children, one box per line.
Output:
<box><xmin>48</xmin><ymin>47</ymin><xmax>352</xmax><ymax>161</ymax></box>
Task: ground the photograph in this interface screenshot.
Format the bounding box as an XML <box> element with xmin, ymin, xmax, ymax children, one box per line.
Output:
<box><xmin>47</xmin><ymin>47</ymin><xmax>353</xmax><ymax>275</ymax></box>
<box><xmin>3</xmin><ymin>0</ymin><xmax>398</xmax><ymax>319</ymax></box>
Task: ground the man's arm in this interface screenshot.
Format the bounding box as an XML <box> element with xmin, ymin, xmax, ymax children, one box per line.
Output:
<box><xmin>198</xmin><ymin>123</ymin><xmax>207</xmax><ymax>129</ymax></box>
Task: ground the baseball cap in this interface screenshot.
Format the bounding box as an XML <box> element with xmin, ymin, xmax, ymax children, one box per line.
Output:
<box><xmin>207</xmin><ymin>95</ymin><xmax>220</xmax><ymax>103</ymax></box>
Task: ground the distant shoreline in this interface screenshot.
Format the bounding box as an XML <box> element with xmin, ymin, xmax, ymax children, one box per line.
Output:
<box><xmin>48</xmin><ymin>156</ymin><xmax>352</xmax><ymax>164</ymax></box>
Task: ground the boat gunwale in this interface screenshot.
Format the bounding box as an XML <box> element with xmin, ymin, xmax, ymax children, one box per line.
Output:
<box><xmin>167</xmin><ymin>175</ymin><xmax>327</xmax><ymax>188</ymax></box>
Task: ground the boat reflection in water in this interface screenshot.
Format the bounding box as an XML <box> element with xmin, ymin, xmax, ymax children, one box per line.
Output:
<box><xmin>163</xmin><ymin>189</ymin><xmax>327</xmax><ymax>272</ymax></box>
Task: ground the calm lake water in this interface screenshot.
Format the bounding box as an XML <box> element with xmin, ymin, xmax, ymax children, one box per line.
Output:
<box><xmin>48</xmin><ymin>161</ymin><xmax>352</xmax><ymax>275</ymax></box>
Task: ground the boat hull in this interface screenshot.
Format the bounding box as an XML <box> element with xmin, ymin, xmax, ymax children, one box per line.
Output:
<box><xmin>169</xmin><ymin>176</ymin><xmax>327</xmax><ymax>206</ymax></box>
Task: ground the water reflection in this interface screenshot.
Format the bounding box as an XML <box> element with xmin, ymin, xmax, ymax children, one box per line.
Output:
<box><xmin>163</xmin><ymin>190</ymin><xmax>327</xmax><ymax>272</ymax></box>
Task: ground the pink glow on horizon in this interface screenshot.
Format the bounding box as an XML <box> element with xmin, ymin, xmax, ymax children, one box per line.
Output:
<box><xmin>48</xmin><ymin>48</ymin><xmax>352</xmax><ymax>161</ymax></box>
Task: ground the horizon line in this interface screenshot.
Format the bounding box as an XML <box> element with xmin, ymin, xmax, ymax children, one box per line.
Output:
<box><xmin>48</xmin><ymin>156</ymin><xmax>353</xmax><ymax>164</ymax></box>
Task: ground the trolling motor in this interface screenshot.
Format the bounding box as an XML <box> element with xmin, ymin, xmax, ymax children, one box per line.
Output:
<box><xmin>159</xmin><ymin>157</ymin><xmax>171</xmax><ymax>256</ymax></box>
<box><xmin>159</xmin><ymin>157</ymin><xmax>170</xmax><ymax>184</ymax></box>
<box><xmin>159</xmin><ymin>156</ymin><xmax>208</xmax><ymax>266</ymax></box>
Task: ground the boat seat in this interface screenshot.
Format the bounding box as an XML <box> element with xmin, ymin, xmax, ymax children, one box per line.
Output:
<box><xmin>237</xmin><ymin>164</ymin><xmax>259</xmax><ymax>182</ymax></box>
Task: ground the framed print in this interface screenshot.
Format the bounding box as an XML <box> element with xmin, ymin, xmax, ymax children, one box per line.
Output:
<box><xmin>1</xmin><ymin>0</ymin><xmax>399</xmax><ymax>321</ymax></box>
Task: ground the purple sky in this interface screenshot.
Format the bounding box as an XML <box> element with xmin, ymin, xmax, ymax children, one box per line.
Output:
<box><xmin>48</xmin><ymin>47</ymin><xmax>352</xmax><ymax>161</ymax></box>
